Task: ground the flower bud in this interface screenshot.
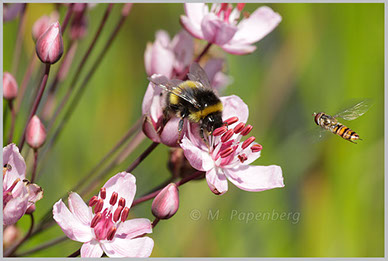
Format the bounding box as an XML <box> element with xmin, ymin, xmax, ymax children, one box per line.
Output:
<box><xmin>26</xmin><ymin>115</ymin><xmax>46</xmax><ymax>149</ymax></box>
<box><xmin>35</xmin><ymin>21</ymin><xmax>63</xmax><ymax>64</ymax></box>
<box><xmin>3</xmin><ymin>72</ymin><xmax>18</xmax><ymax>100</ymax></box>
<box><xmin>25</xmin><ymin>204</ymin><xmax>36</xmax><ymax>214</ymax></box>
<box><xmin>32</xmin><ymin>12</ymin><xmax>59</xmax><ymax>41</ymax></box>
<box><xmin>3</xmin><ymin>225</ymin><xmax>21</xmax><ymax>248</ymax></box>
<box><xmin>151</xmin><ymin>183</ymin><xmax>179</xmax><ymax>219</ymax></box>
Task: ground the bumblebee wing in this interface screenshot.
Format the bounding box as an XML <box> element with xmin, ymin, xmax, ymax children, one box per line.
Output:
<box><xmin>334</xmin><ymin>99</ymin><xmax>373</xmax><ymax>121</ymax></box>
<box><xmin>187</xmin><ymin>63</ymin><xmax>212</xmax><ymax>89</ymax></box>
<box><xmin>170</xmin><ymin>84</ymin><xmax>201</xmax><ymax>108</ymax></box>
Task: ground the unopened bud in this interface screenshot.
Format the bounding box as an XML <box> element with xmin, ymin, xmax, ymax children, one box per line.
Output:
<box><xmin>151</xmin><ymin>183</ymin><xmax>179</xmax><ymax>219</ymax></box>
<box><xmin>3</xmin><ymin>72</ymin><xmax>18</xmax><ymax>100</ymax></box>
<box><xmin>26</xmin><ymin>115</ymin><xmax>46</xmax><ymax>149</ymax></box>
<box><xmin>36</xmin><ymin>21</ymin><xmax>63</xmax><ymax>64</ymax></box>
<box><xmin>25</xmin><ymin>204</ymin><xmax>36</xmax><ymax>214</ymax></box>
<box><xmin>3</xmin><ymin>225</ymin><xmax>21</xmax><ymax>248</ymax></box>
<box><xmin>32</xmin><ymin>11</ymin><xmax>59</xmax><ymax>41</ymax></box>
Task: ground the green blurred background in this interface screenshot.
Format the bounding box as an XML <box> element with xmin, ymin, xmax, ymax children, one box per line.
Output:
<box><xmin>3</xmin><ymin>3</ymin><xmax>384</xmax><ymax>257</ymax></box>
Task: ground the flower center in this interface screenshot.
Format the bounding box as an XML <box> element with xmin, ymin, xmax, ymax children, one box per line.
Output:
<box><xmin>3</xmin><ymin>164</ymin><xmax>21</xmax><ymax>207</ymax></box>
<box><xmin>88</xmin><ymin>188</ymin><xmax>129</xmax><ymax>241</ymax></box>
<box><xmin>212</xmin><ymin>3</ymin><xmax>246</xmax><ymax>24</ymax></box>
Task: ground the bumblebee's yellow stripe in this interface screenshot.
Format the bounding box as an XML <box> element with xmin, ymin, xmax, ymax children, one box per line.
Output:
<box><xmin>169</xmin><ymin>93</ymin><xmax>180</xmax><ymax>105</ymax></box>
<box><xmin>189</xmin><ymin>102</ymin><xmax>223</xmax><ymax>122</ymax></box>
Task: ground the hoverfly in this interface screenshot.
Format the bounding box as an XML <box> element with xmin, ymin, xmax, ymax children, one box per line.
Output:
<box><xmin>313</xmin><ymin>100</ymin><xmax>372</xmax><ymax>144</ymax></box>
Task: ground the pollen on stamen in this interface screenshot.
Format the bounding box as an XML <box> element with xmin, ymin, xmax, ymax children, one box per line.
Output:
<box><xmin>251</xmin><ymin>144</ymin><xmax>262</xmax><ymax>153</ymax></box>
<box><xmin>113</xmin><ymin>206</ymin><xmax>124</xmax><ymax>222</ymax></box>
<box><xmin>238</xmin><ymin>154</ymin><xmax>248</xmax><ymax>163</ymax></box>
<box><xmin>100</xmin><ymin>187</ymin><xmax>106</xmax><ymax>199</ymax></box>
<box><xmin>94</xmin><ymin>199</ymin><xmax>104</xmax><ymax>213</ymax></box>
<box><xmin>233</xmin><ymin>122</ymin><xmax>245</xmax><ymax>134</ymax></box>
<box><xmin>213</xmin><ymin>126</ymin><xmax>227</xmax><ymax>136</ymax></box>
<box><xmin>241</xmin><ymin>125</ymin><xmax>253</xmax><ymax>136</ymax></box>
<box><xmin>220</xmin><ymin>147</ymin><xmax>235</xmax><ymax>158</ymax></box>
<box><xmin>237</xmin><ymin>3</ymin><xmax>245</xmax><ymax>11</ymax></box>
<box><xmin>224</xmin><ymin>117</ymin><xmax>238</xmax><ymax>126</ymax></box>
<box><xmin>109</xmin><ymin>192</ymin><xmax>118</xmax><ymax>205</ymax></box>
<box><xmin>121</xmin><ymin>207</ymin><xmax>129</xmax><ymax>222</ymax></box>
<box><xmin>221</xmin><ymin>129</ymin><xmax>234</xmax><ymax>142</ymax></box>
<box><xmin>88</xmin><ymin>196</ymin><xmax>98</xmax><ymax>207</ymax></box>
<box><xmin>242</xmin><ymin>136</ymin><xmax>256</xmax><ymax>149</ymax></box>
<box><xmin>107</xmin><ymin>226</ymin><xmax>117</xmax><ymax>241</ymax></box>
<box><xmin>90</xmin><ymin>212</ymin><xmax>102</xmax><ymax>228</ymax></box>
<box><xmin>118</xmin><ymin>197</ymin><xmax>126</xmax><ymax>207</ymax></box>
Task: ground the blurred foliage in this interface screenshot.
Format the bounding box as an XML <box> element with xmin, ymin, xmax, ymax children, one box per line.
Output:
<box><xmin>3</xmin><ymin>3</ymin><xmax>384</xmax><ymax>257</ymax></box>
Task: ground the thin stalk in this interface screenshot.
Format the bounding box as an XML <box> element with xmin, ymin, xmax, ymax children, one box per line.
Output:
<box><xmin>18</xmin><ymin>64</ymin><xmax>51</xmax><ymax>151</ymax></box>
<box><xmin>61</xmin><ymin>3</ymin><xmax>74</xmax><ymax>34</ymax></box>
<box><xmin>11</xmin><ymin>3</ymin><xmax>27</xmax><ymax>76</ymax></box>
<box><xmin>7</xmin><ymin>100</ymin><xmax>16</xmax><ymax>143</ymax></box>
<box><xmin>31</xmin><ymin>149</ymin><xmax>38</xmax><ymax>183</ymax></box>
<box><xmin>16</xmin><ymin>236</ymin><xmax>68</xmax><ymax>257</ymax></box>
<box><xmin>152</xmin><ymin>217</ymin><xmax>160</xmax><ymax>228</ymax></box>
<box><xmin>4</xmin><ymin>214</ymin><xmax>34</xmax><ymax>257</ymax></box>
<box><xmin>126</xmin><ymin>142</ymin><xmax>159</xmax><ymax>173</ymax></box>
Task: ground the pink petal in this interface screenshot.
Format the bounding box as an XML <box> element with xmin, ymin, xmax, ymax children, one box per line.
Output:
<box><xmin>68</xmin><ymin>192</ymin><xmax>92</xmax><ymax>226</ymax></box>
<box><xmin>141</xmin><ymin>81</ymin><xmax>163</xmax><ymax>120</ymax></box>
<box><xmin>220</xmin><ymin>95</ymin><xmax>249</xmax><ymax>125</ymax></box>
<box><xmin>25</xmin><ymin>181</ymin><xmax>43</xmax><ymax>209</ymax></box>
<box><xmin>149</xmin><ymin>35</ymin><xmax>174</xmax><ymax>78</ymax></box>
<box><xmin>221</xmin><ymin>43</ymin><xmax>257</xmax><ymax>55</ymax></box>
<box><xmin>241</xmin><ymin>145</ymin><xmax>261</xmax><ymax>166</ymax></box>
<box><xmin>116</xmin><ymin>218</ymin><xmax>152</xmax><ymax>239</ymax></box>
<box><xmin>180</xmin><ymin>135</ymin><xmax>214</xmax><ymax>171</ymax></box>
<box><xmin>224</xmin><ymin>165</ymin><xmax>284</xmax><ymax>192</ymax></box>
<box><xmin>204</xmin><ymin>58</ymin><xmax>224</xmax><ymax>85</ymax></box>
<box><xmin>180</xmin><ymin>15</ymin><xmax>204</xmax><ymax>40</ymax></box>
<box><xmin>102</xmin><ymin>237</ymin><xmax>154</xmax><ymax>257</ymax></box>
<box><xmin>3</xmin><ymin>189</ymin><xmax>28</xmax><ymax>225</ymax></box>
<box><xmin>144</xmin><ymin>43</ymin><xmax>153</xmax><ymax>76</ymax></box>
<box><xmin>212</xmin><ymin>71</ymin><xmax>232</xmax><ymax>91</ymax></box>
<box><xmin>3</xmin><ymin>143</ymin><xmax>26</xmax><ymax>185</ymax></box>
<box><xmin>231</xmin><ymin>6</ymin><xmax>281</xmax><ymax>45</ymax></box>
<box><xmin>101</xmin><ymin>172</ymin><xmax>136</xmax><ymax>210</ymax></box>
<box><xmin>206</xmin><ymin>168</ymin><xmax>228</xmax><ymax>195</ymax></box>
<box><xmin>171</xmin><ymin>30</ymin><xmax>194</xmax><ymax>73</ymax></box>
<box><xmin>201</xmin><ymin>13</ymin><xmax>237</xmax><ymax>45</ymax></box>
<box><xmin>81</xmin><ymin>240</ymin><xmax>103</xmax><ymax>258</ymax></box>
<box><xmin>52</xmin><ymin>199</ymin><xmax>93</xmax><ymax>242</ymax></box>
<box><xmin>142</xmin><ymin>115</ymin><xmax>161</xmax><ymax>143</ymax></box>
<box><xmin>184</xmin><ymin>3</ymin><xmax>207</xmax><ymax>29</ymax></box>
<box><xmin>159</xmin><ymin>117</ymin><xmax>182</xmax><ymax>147</ymax></box>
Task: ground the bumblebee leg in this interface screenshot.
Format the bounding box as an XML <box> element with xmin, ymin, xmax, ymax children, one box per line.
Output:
<box><xmin>177</xmin><ymin>118</ymin><xmax>185</xmax><ymax>144</ymax></box>
<box><xmin>200</xmin><ymin>127</ymin><xmax>210</xmax><ymax>148</ymax></box>
<box><xmin>157</xmin><ymin>109</ymin><xmax>171</xmax><ymax>134</ymax></box>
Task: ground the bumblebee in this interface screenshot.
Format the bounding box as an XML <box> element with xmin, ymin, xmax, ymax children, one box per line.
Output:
<box><xmin>148</xmin><ymin>63</ymin><xmax>223</xmax><ymax>143</ymax></box>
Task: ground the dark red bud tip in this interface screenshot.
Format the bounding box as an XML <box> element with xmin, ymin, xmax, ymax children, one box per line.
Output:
<box><xmin>213</xmin><ymin>126</ymin><xmax>227</xmax><ymax>136</ymax></box>
<box><xmin>242</xmin><ymin>136</ymin><xmax>256</xmax><ymax>150</ymax></box>
<box><xmin>118</xmin><ymin>197</ymin><xmax>126</xmax><ymax>207</ymax></box>
<box><xmin>237</xmin><ymin>3</ymin><xmax>246</xmax><ymax>11</ymax></box>
<box><xmin>90</xmin><ymin>213</ymin><xmax>102</xmax><ymax>228</ymax></box>
<box><xmin>88</xmin><ymin>196</ymin><xmax>98</xmax><ymax>207</ymax></box>
<box><xmin>221</xmin><ymin>129</ymin><xmax>234</xmax><ymax>143</ymax></box>
<box><xmin>238</xmin><ymin>154</ymin><xmax>248</xmax><ymax>163</ymax></box>
<box><xmin>121</xmin><ymin>207</ymin><xmax>129</xmax><ymax>222</ymax></box>
<box><xmin>220</xmin><ymin>147</ymin><xmax>235</xmax><ymax>158</ymax></box>
<box><xmin>224</xmin><ymin>117</ymin><xmax>238</xmax><ymax>126</ymax></box>
<box><xmin>241</xmin><ymin>125</ymin><xmax>253</xmax><ymax>136</ymax></box>
<box><xmin>113</xmin><ymin>206</ymin><xmax>124</xmax><ymax>222</ymax></box>
<box><xmin>106</xmin><ymin>226</ymin><xmax>117</xmax><ymax>241</ymax></box>
<box><xmin>233</xmin><ymin>122</ymin><xmax>245</xmax><ymax>134</ymax></box>
<box><xmin>109</xmin><ymin>192</ymin><xmax>118</xmax><ymax>205</ymax></box>
<box><xmin>94</xmin><ymin>199</ymin><xmax>104</xmax><ymax>213</ymax></box>
<box><xmin>251</xmin><ymin>144</ymin><xmax>263</xmax><ymax>153</ymax></box>
<box><xmin>100</xmin><ymin>187</ymin><xmax>106</xmax><ymax>199</ymax></box>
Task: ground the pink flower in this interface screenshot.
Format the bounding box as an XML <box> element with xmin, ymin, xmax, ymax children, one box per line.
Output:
<box><xmin>35</xmin><ymin>21</ymin><xmax>64</xmax><ymax>64</ymax></box>
<box><xmin>144</xmin><ymin>30</ymin><xmax>194</xmax><ymax>78</ymax></box>
<box><xmin>3</xmin><ymin>144</ymin><xmax>43</xmax><ymax>225</ymax></box>
<box><xmin>180</xmin><ymin>95</ymin><xmax>284</xmax><ymax>195</ymax></box>
<box><xmin>26</xmin><ymin>115</ymin><xmax>46</xmax><ymax>149</ymax></box>
<box><xmin>53</xmin><ymin>172</ymin><xmax>154</xmax><ymax>257</ymax></box>
<box><xmin>3</xmin><ymin>72</ymin><xmax>18</xmax><ymax>100</ymax></box>
<box><xmin>180</xmin><ymin>3</ymin><xmax>282</xmax><ymax>55</ymax></box>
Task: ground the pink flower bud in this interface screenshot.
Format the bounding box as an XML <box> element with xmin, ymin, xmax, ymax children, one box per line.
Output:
<box><xmin>25</xmin><ymin>204</ymin><xmax>36</xmax><ymax>214</ymax></box>
<box><xmin>35</xmin><ymin>21</ymin><xmax>63</xmax><ymax>64</ymax></box>
<box><xmin>3</xmin><ymin>225</ymin><xmax>21</xmax><ymax>248</ymax></box>
<box><xmin>151</xmin><ymin>183</ymin><xmax>179</xmax><ymax>219</ymax></box>
<box><xmin>32</xmin><ymin>12</ymin><xmax>59</xmax><ymax>41</ymax></box>
<box><xmin>3</xmin><ymin>72</ymin><xmax>18</xmax><ymax>100</ymax></box>
<box><xmin>26</xmin><ymin>115</ymin><xmax>46</xmax><ymax>149</ymax></box>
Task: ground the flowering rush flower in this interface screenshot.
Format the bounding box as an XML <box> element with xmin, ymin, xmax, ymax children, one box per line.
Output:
<box><xmin>3</xmin><ymin>144</ymin><xmax>43</xmax><ymax>225</ymax></box>
<box><xmin>180</xmin><ymin>3</ymin><xmax>282</xmax><ymax>55</ymax></box>
<box><xmin>53</xmin><ymin>172</ymin><xmax>154</xmax><ymax>257</ymax></box>
<box><xmin>180</xmin><ymin>95</ymin><xmax>284</xmax><ymax>195</ymax></box>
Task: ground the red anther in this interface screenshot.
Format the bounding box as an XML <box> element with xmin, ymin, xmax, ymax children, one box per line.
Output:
<box><xmin>113</xmin><ymin>206</ymin><xmax>124</xmax><ymax>222</ymax></box>
<box><xmin>251</xmin><ymin>144</ymin><xmax>263</xmax><ymax>153</ymax></box>
<box><xmin>233</xmin><ymin>122</ymin><xmax>245</xmax><ymax>134</ymax></box>
<box><xmin>237</xmin><ymin>3</ymin><xmax>245</xmax><ymax>11</ymax></box>
<box><xmin>121</xmin><ymin>207</ymin><xmax>129</xmax><ymax>222</ymax></box>
<box><xmin>118</xmin><ymin>197</ymin><xmax>126</xmax><ymax>207</ymax></box>
<box><xmin>88</xmin><ymin>196</ymin><xmax>98</xmax><ymax>207</ymax></box>
<box><xmin>238</xmin><ymin>154</ymin><xmax>248</xmax><ymax>163</ymax></box>
<box><xmin>220</xmin><ymin>147</ymin><xmax>235</xmax><ymax>158</ymax></box>
<box><xmin>94</xmin><ymin>198</ymin><xmax>104</xmax><ymax>213</ymax></box>
<box><xmin>241</xmin><ymin>125</ymin><xmax>253</xmax><ymax>136</ymax></box>
<box><xmin>224</xmin><ymin>117</ymin><xmax>238</xmax><ymax>126</ymax></box>
<box><xmin>100</xmin><ymin>187</ymin><xmax>106</xmax><ymax>199</ymax></box>
<box><xmin>109</xmin><ymin>192</ymin><xmax>118</xmax><ymax>205</ymax></box>
<box><xmin>213</xmin><ymin>126</ymin><xmax>227</xmax><ymax>136</ymax></box>
<box><xmin>242</xmin><ymin>136</ymin><xmax>256</xmax><ymax>150</ymax></box>
<box><xmin>90</xmin><ymin>212</ymin><xmax>102</xmax><ymax>228</ymax></box>
<box><xmin>106</xmin><ymin>226</ymin><xmax>117</xmax><ymax>241</ymax></box>
<box><xmin>221</xmin><ymin>129</ymin><xmax>234</xmax><ymax>142</ymax></box>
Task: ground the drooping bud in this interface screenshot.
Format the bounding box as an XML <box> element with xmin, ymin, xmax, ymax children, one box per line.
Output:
<box><xmin>3</xmin><ymin>72</ymin><xmax>18</xmax><ymax>100</ymax></box>
<box><xmin>26</xmin><ymin>115</ymin><xmax>46</xmax><ymax>149</ymax></box>
<box><xmin>151</xmin><ymin>183</ymin><xmax>179</xmax><ymax>219</ymax></box>
<box><xmin>35</xmin><ymin>21</ymin><xmax>63</xmax><ymax>64</ymax></box>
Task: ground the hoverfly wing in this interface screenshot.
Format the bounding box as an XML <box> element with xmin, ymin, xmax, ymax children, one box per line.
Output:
<box><xmin>187</xmin><ymin>63</ymin><xmax>212</xmax><ymax>89</ymax></box>
<box><xmin>309</xmin><ymin>128</ymin><xmax>329</xmax><ymax>144</ymax></box>
<box><xmin>333</xmin><ymin>99</ymin><xmax>373</xmax><ymax>121</ymax></box>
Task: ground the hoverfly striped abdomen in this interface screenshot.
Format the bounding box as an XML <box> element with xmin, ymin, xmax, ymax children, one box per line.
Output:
<box><xmin>331</xmin><ymin>123</ymin><xmax>360</xmax><ymax>143</ymax></box>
